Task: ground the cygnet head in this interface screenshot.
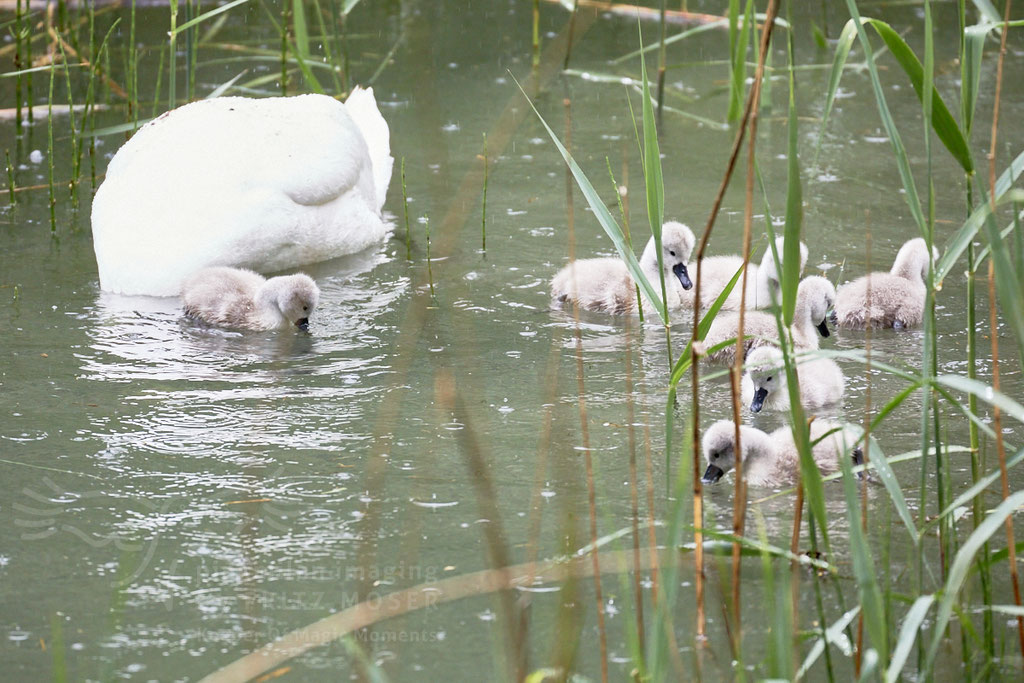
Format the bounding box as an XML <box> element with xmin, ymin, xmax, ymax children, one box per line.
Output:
<box><xmin>745</xmin><ymin>346</ymin><xmax>787</xmax><ymax>413</ymax></box>
<box><xmin>890</xmin><ymin>237</ymin><xmax>940</xmax><ymax>282</ymax></box>
<box><xmin>701</xmin><ymin>420</ymin><xmax>741</xmax><ymax>484</ymax></box>
<box><xmin>797</xmin><ymin>275</ymin><xmax>837</xmax><ymax>338</ymax></box>
<box><xmin>641</xmin><ymin>221</ymin><xmax>696</xmax><ymax>290</ymax></box>
<box><xmin>760</xmin><ymin>236</ymin><xmax>809</xmax><ymax>284</ymax></box>
<box><xmin>266</xmin><ymin>273</ymin><xmax>320</xmax><ymax>330</ymax></box>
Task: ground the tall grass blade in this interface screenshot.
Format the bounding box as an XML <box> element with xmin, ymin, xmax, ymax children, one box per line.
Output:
<box><xmin>781</xmin><ymin>16</ymin><xmax>801</xmax><ymax>325</ymax></box>
<box><xmin>838</xmin><ymin>7</ymin><xmax>925</xmax><ymax>235</ymax></box>
<box><xmin>982</xmin><ymin>210</ymin><xmax>1024</xmax><ymax>372</ymax></box>
<box><xmin>866</xmin><ymin>19</ymin><xmax>973</xmax><ymax>173</ymax></box>
<box><xmin>813</xmin><ymin>20</ymin><xmax>857</xmax><ymax>169</ymax></box>
<box><xmin>886</xmin><ymin>595</ymin><xmax>935</xmax><ymax>682</ymax></box>
<box><xmin>923</xmin><ymin>490</ymin><xmax>1024</xmax><ymax>675</ymax></box>
<box><xmin>638</xmin><ymin>23</ymin><xmax>668</xmax><ymax>325</ymax></box>
<box><xmin>962</xmin><ymin>23</ymin><xmax>987</xmax><ymax>136</ymax></box>
<box><xmin>514</xmin><ymin>76</ymin><xmax>667</xmax><ymax>323</ymax></box>
<box><xmin>173</xmin><ymin>0</ymin><xmax>252</xmax><ymax>35</ymax></box>
<box><xmin>796</xmin><ymin>605</ymin><xmax>860</xmax><ymax>680</ymax></box>
<box><xmin>839</xmin><ymin>441</ymin><xmax>888</xmax><ymax>667</ymax></box>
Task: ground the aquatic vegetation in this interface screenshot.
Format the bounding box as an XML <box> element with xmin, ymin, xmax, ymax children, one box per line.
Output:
<box><xmin>2</xmin><ymin>1</ymin><xmax>1024</xmax><ymax>681</ymax></box>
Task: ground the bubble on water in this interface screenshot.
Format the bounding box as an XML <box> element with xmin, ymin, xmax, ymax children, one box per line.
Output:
<box><xmin>28</xmin><ymin>150</ymin><xmax>43</xmax><ymax>164</ymax></box>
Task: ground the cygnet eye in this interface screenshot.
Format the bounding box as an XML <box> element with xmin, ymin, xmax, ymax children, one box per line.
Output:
<box><xmin>669</xmin><ymin>250</ymin><xmax>676</xmax><ymax>257</ymax></box>
<box><xmin>303</xmin><ymin>305</ymin><xmax>309</xmax><ymax>311</ymax></box>
<box><xmin>766</xmin><ymin>376</ymin><xmax>773</xmax><ymax>382</ymax></box>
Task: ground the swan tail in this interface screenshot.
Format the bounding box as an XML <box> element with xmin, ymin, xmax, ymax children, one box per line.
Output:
<box><xmin>345</xmin><ymin>86</ymin><xmax>393</xmax><ymax>214</ymax></box>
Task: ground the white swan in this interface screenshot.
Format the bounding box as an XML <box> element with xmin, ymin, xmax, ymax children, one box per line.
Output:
<box><xmin>741</xmin><ymin>346</ymin><xmax>845</xmax><ymax>413</ymax></box>
<box><xmin>92</xmin><ymin>87</ymin><xmax>393</xmax><ymax>296</ymax></box>
<box><xmin>551</xmin><ymin>221</ymin><xmax>695</xmax><ymax>315</ymax></box>
<box><xmin>701</xmin><ymin>419</ymin><xmax>862</xmax><ymax>488</ymax></box>
<box><xmin>701</xmin><ymin>275</ymin><xmax>836</xmax><ymax>365</ymax></box>
<box><xmin>683</xmin><ymin>237</ymin><xmax>808</xmax><ymax>311</ymax></box>
<box><xmin>833</xmin><ymin>237</ymin><xmax>939</xmax><ymax>329</ymax></box>
<box><xmin>181</xmin><ymin>267</ymin><xmax>320</xmax><ymax>331</ymax></box>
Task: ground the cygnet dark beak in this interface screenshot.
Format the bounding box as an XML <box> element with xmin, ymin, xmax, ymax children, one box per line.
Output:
<box><xmin>816</xmin><ymin>319</ymin><xmax>830</xmax><ymax>338</ymax></box>
<box><xmin>296</xmin><ymin>317</ymin><xmax>310</xmax><ymax>332</ymax></box>
<box><xmin>701</xmin><ymin>464</ymin><xmax>725</xmax><ymax>484</ymax></box>
<box><xmin>673</xmin><ymin>263</ymin><xmax>692</xmax><ymax>290</ymax></box>
<box><xmin>750</xmin><ymin>387</ymin><xmax>768</xmax><ymax>413</ymax></box>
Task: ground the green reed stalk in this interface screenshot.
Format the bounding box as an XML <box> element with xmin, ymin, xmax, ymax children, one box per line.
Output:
<box><xmin>563</xmin><ymin>0</ymin><xmax>579</xmax><ymax>70</ymax></box>
<box><xmin>151</xmin><ymin>48</ymin><xmax>166</xmax><ymax>118</ymax></box>
<box><xmin>25</xmin><ymin>2</ymin><xmax>32</xmax><ymax>127</ymax></box>
<box><xmin>185</xmin><ymin>0</ymin><xmax>196</xmax><ymax>101</ymax></box>
<box><xmin>958</xmin><ymin>0</ymin><xmax>993</xmax><ymax>658</ymax></box>
<box><xmin>129</xmin><ymin>0</ymin><xmax>137</xmax><ymax>123</ymax></box>
<box><xmin>50</xmin><ymin>612</ymin><xmax>66</xmax><ymax>683</ymax></box>
<box><xmin>329</xmin><ymin>0</ymin><xmax>345</xmax><ymax>92</ymax></box>
<box><xmin>607</xmin><ymin>157</ymin><xmax>643</xmax><ymax>324</ymax></box>
<box><xmin>481</xmin><ymin>133</ymin><xmax>488</xmax><ymax>253</ymax></box>
<box><xmin>169</xmin><ymin>0</ymin><xmax>178</xmax><ymax>109</ymax></box>
<box><xmin>656</xmin><ymin>0</ymin><xmax>667</xmax><ymax>119</ymax></box>
<box><xmin>532</xmin><ymin>0</ymin><xmax>540</xmax><ymax>68</ymax></box>
<box><xmin>280</xmin><ymin>1</ymin><xmax>289</xmax><ymax>95</ymax></box>
<box><xmin>425</xmin><ymin>216</ymin><xmax>435</xmax><ymax>299</ymax></box>
<box><xmin>47</xmin><ymin>65</ymin><xmax>56</xmax><ymax>233</ymax></box>
<box><xmin>14</xmin><ymin>0</ymin><xmax>23</xmax><ymax>138</ymax></box>
<box><xmin>5</xmin><ymin>150</ymin><xmax>15</xmax><ymax>207</ymax></box>
<box><xmin>57</xmin><ymin>42</ymin><xmax>79</xmax><ymax>210</ymax></box>
<box><xmin>401</xmin><ymin>157</ymin><xmax>411</xmax><ymax>259</ymax></box>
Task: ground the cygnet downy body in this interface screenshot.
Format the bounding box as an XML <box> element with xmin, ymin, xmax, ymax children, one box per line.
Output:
<box><xmin>700</xmin><ymin>275</ymin><xmax>836</xmax><ymax>365</ymax></box>
<box><xmin>182</xmin><ymin>267</ymin><xmax>320</xmax><ymax>331</ymax></box>
<box><xmin>551</xmin><ymin>221</ymin><xmax>695</xmax><ymax>315</ymax></box>
<box><xmin>833</xmin><ymin>237</ymin><xmax>939</xmax><ymax>329</ymax></box>
<box><xmin>701</xmin><ymin>419</ymin><xmax>863</xmax><ymax>488</ymax></box>
<box><xmin>682</xmin><ymin>237</ymin><xmax>808</xmax><ymax>311</ymax></box>
<box><xmin>741</xmin><ymin>346</ymin><xmax>845</xmax><ymax>413</ymax></box>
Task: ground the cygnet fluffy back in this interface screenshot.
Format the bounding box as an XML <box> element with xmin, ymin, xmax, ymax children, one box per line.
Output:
<box><xmin>182</xmin><ymin>266</ymin><xmax>320</xmax><ymax>331</ymax></box>
<box><xmin>551</xmin><ymin>221</ymin><xmax>696</xmax><ymax>315</ymax></box>
<box><xmin>833</xmin><ymin>237</ymin><xmax>939</xmax><ymax>329</ymax></box>
<box><xmin>700</xmin><ymin>275</ymin><xmax>836</xmax><ymax>365</ymax></box>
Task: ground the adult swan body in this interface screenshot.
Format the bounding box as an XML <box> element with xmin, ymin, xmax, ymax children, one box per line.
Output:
<box><xmin>91</xmin><ymin>87</ymin><xmax>393</xmax><ymax>296</ymax></box>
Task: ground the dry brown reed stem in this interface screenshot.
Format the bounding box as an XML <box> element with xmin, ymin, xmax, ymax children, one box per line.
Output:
<box><xmin>987</xmin><ymin>262</ymin><xmax>1024</xmax><ymax>660</ymax></box>
<box><xmin>351</xmin><ymin>1</ymin><xmax>599</xmax><ymax>630</ymax></box>
<box><xmin>727</xmin><ymin>4</ymin><xmax>771</xmax><ymax>648</ymax></box>
<box><xmin>542</xmin><ymin>0</ymin><xmax>725</xmax><ymax>26</ymax></box>
<box><xmin>985</xmin><ymin>0</ymin><xmax>1024</xmax><ymax>664</ymax></box>
<box><xmin>624</xmin><ymin>314</ymin><xmax>646</xmax><ymax>650</ymax></box>
<box><xmin>522</xmin><ymin>331</ymin><xmax>564</xmax><ymax>574</ymax></box>
<box><xmin>46</xmin><ymin>26</ymin><xmax>128</xmax><ymax>99</ymax></box>
<box><xmin>789</xmin><ymin>479</ymin><xmax>804</xmax><ymax>674</ymax></box>
<box><xmin>689</xmin><ymin>0</ymin><xmax>780</xmax><ymax>640</ymax></box>
<box><xmin>435</xmin><ymin>371</ymin><xmax>528</xmax><ymax>680</ymax></box>
<box><xmin>563</xmin><ymin>93</ymin><xmax>610</xmax><ymax>683</ymax></box>
<box><xmin>200</xmin><ymin>548</ymin><xmax>686</xmax><ymax>683</ymax></box>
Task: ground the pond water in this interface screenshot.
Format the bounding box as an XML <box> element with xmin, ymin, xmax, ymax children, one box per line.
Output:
<box><xmin>2</xmin><ymin>1</ymin><xmax>1023</xmax><ymax>680</ymax></box>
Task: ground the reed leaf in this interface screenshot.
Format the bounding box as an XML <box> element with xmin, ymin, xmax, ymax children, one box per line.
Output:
<box><xmin>886</xmin><ymin>595</ymin><xmax>935</xmax><ymax>683</ymax></box>
<box><xmin>962</xmin><ymin>23</ymin><xmax>987</xmax><ymax>136</ymax></box>
<box><xmin>864</xmin><ymin>437</ymin><xmax>917</xmax><ymax>543</ymax></box>
<box><xmin>638</xmin><ymin>24</ymin><xmax>668</xmax><ymax>322</ymax></box>
<box><xmin>781</xmin><ymin>16</ymin><xmax>801</xmax><ymax>325</ymax></box>
<box><xmin>795</xmin><ymin>605</ymin><xmax>860</xmax><ymax>680</ymax></box>
<box><xmin>838</xmin><ymin>438</ymin><xmax>888</xmax><ymax>667</ymax></box>
<box><xmin>513</xmin><ymin>77</ymin><xmax>666</xmax><ymax>323</ymax></box>
<box><xmin>982</xmin><ymin>208</ymin><xmax>1024</xmax><ymax>374</ymax></box>
<box><xmin>813</xmin><ymin>19</ymin><xmax>857</xmax><ymax>169</ymax></box>
<box><xmin>936</xmin><ymin>374</ymin><xmax>1024</xmax><ymax>424</ymax></box>
<box><xmin>936</xmin><ymin>179</ymin><xmax>1024</xmax><ymax>285</ymax></box>
<box><xmin>171</xmin><ymin>0</ymin><xmax>251</xmax><ymax>37</ymax></box>
<box><xmin>922</xmin><ymin>490</ymin><xmax>1024</xmax><ymax>676</ymax></box>
<box><xmin>923</xmin><ymin>446</ymin><xmax>1024</xmax><ymax>535</ymax></box>
<box><xmin>668</xmin><ymin>262</ymin><xmax>745</xmax><ymax>387</ymax></box>
<box><xmin>867</xmin><ymin>18</ymin><xmax>973</xmax><ymax>174</ymax></box>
